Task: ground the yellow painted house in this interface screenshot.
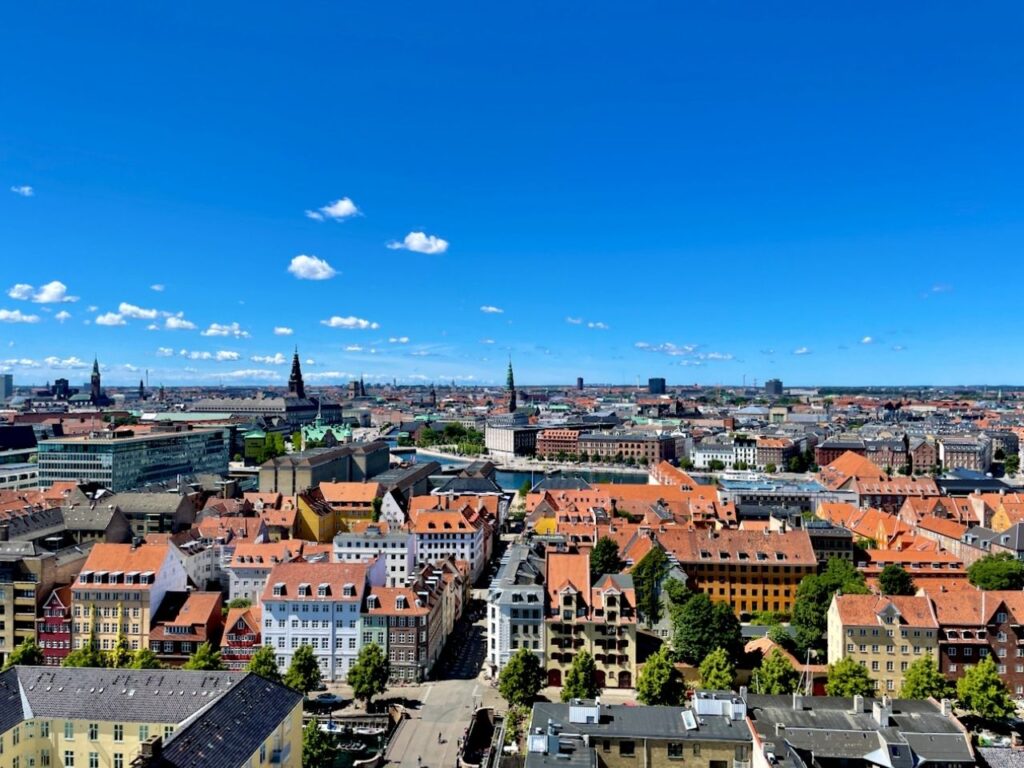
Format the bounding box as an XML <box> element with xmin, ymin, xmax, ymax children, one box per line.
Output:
<box><xmin>0</xmin><ymin>667</ymin><xmax>302</xmax><ymax>768</ymax></box>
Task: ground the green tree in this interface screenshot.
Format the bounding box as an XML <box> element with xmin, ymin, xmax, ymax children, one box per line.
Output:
<box><xmin>956</xmin><ymin>655</ymin><xmax>1015</xmax><ymax>719</ymax></box>
<box><xmin>698</xmin><ymin>648</ymin><xmax>735</xmax><ymax>690</ymax></box>
<box><xmin>672</xmin><ymin>592</ymin><xmax>741</xmax><ymax>664</ymax></box>
<box><xmin>900</xmin><ymin>656</ymin><xmax>952</xmax><ymax>700</ymax></box>
<box><xmin>968</xmin><ymin>552</ymin><xmax>1024</xmax><ymax>590</ymax></box>
<box><xmin>636</xmin><ymin>647</ymin><xmax>685</xmax><ymax>706</ymax></box>
<box><xmin>755</xmin><ymin>648</ymin><xmax>800</xmax><ymax>694</ymax></box>
<box><xmin>663</xmin><ymin>577</ymin><xmax>689</xmax><ymax>606</ymax></box>
<box><xmin>247</xmin><ymin>645</ymin><xmax>283</xmax><ymax>683</ymax></box>
<box><xmin>227</xmin><ymin>598</ymin><xmax>253</xmax><ymax>610</ymax></box>
<box><xmin>589</xmin><ymin>537</ymin><xmax>622</xmax><ymax>580</ymax></box>
<box><xmin>518</xmin><ymin>480</ymin><xmax>532</xmax><ymax>498</ymax></box>
<box><xmin>792</xmin><ymin>558</ymin><xmax>869</xmax><ymax>654</ymax></box>
<box><xmin>3</xmin><ymin>639</ymin><xmax>44</xmax><ymax>670</ymax></box>
<box><xmin>879</xmin><ymin>564</ymin><xmax>916</xmax><ymax>596</ymax></box>
<box><xmin>498</xmin><ymin>648</ymin><xmax>544</xmax><ymax>707</ymax></box>
<box><xmin>708</xmin><ymin>460</ymin><xmax>726</xmax><ymax>471</ymax></box>
<box><xmin>631</xmin><ymin>548</ymin><xmax>670</xmax><ymax>627</ymax></box>
<box><xmin>128</xmin><ymin>648</ymin><xmax>164</xmax><ymax>669</ymax></box>
<box><xmin>825</xmin><ymin>657</ymin><xmax>875</xmax><ymax>697</ymax></box>
<box><xmin>767</xmin><ymin>623</ymin><xmax>795</xmax><ymax>651</ymax></box>
<box><xmin>291</xmin><ymin>431</ymin><xmax>303</xmax><ymax>450</ymax></box>
<box><xmin>302</xmin><ymin>717</ymin><xmax>337</xmax><ymax>767</ymax></box>
<box><xmin>1006</xmin><ymin>455</ymin><xmax>1021</xmax><ymax>475</ymax></box>
<box><xmin>561</xmin><ymin>650</ymin><xmax>599</xmax><ymax>702</ymax></box>
<box><xmin>371</xmin><ymin>496</ymin><xmax>383</xmax><ymax>522</ymax></box>
<box><xmin>283</xmin><ymin>645</ymin><xmax>322</xmax><ymax>695</ymax></box>
<box><xmin>63</xmin><ymin>621</ymin><xmax>105</xmax><ymax>668</ymax></box>
<box><xmin>348</xmin><ymin>643</ymin><xmax>390</xmax><ymax>710</ymax></box>
<box><xmin>765</xmin><ymin>463</ymin><xmax>777</xmax><ymax>473</ymax></box>
<box><xmin>183</xmin><ymin>642</ymin><xmax>223</xmax><ymax>671</ymax></box>
<box><xmin>108</xmin><ymin>631</ymin><xmax>133</xmax><ymax>669</ymax></box>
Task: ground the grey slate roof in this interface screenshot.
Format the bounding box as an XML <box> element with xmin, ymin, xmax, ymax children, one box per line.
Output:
<box><xmin>529</xmin><ymin>701</ymin><xmax>750</xmax><ymax>742</ymax></box>
<box><xmin>16</xmin><ymin>667</ymin><xmax>244</xmax><ymax>723</ymax></box>
<box><xmin>155</xmin><ymin>673</ymin><xmax>302</xmax><ymax>768</ymax></box>
<box><xmin>434</xmin><ymin>476</ymin><xmax>503</xmax><ymax>495</ymax></box>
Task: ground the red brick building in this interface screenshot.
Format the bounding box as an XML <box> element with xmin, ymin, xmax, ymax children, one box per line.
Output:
<box><xmin>36</xmin><ymin>586</ymin><xmax>72</xmax><ymax>666</ymax></box>
<box><xmin>933</xmin><ymin>590</ymin><xmax>1024</xmax><ymax>696</ymax></box>
<box><xmin>149</xmin><ymin>591</ymin><xmax>224</xmax><ymax>666</ymax></box>
<box><xmin>221</xmin><ymin>604</ymin><xmax>262</xmax><ymax>671</ymax></box>
<box><xmin>536</xmin><ymin>429</ymin><xmax>582</xmax><ymax>459</ymax></box>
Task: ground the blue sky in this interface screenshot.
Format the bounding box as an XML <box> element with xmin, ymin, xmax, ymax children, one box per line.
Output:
<box><xmin>3</xmin><ymin>3</ymin><xmax>1023</xmax><ymax>388</ymax></box>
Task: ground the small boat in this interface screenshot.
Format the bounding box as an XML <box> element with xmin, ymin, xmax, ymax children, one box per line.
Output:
<box><xmin>353</xmin><ymin>726</ymin><xmax>385</xmax><ymax>736</ymax></box>
<box><xmin>319</xmin><ymin>722</ymin><xmax>345</xmax><ymax>734</ymax></box>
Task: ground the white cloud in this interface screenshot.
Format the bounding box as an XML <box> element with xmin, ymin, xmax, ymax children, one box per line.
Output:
<box><xmin>182</xmin><ymin>350</ymin><xmax>213</xmax><ymax>360</ymax></box>
<box><xmin>55</xmin><ymin>310</ymin><xmax>71</xmax><ymax>323</ymax></box>
<box><xmin>288</xmin><ymin>254</ymin><xmax>337</xmax><ymax>280</ymax></box>
<box><xmin>3</xmin><ymin>358</ymin><xmax>40</xmax><ymax>368</ymax></box>
<box><xmin>146</xmin><ymin>324</ymin><xmax>160</xmax><ymax>331</ymax></box>
<box><xmin>892</xmin><ymin>344</ymin><xmax>906</xmax><ymax>352</ymax></box>
<box><xmin>273</xmin><ymin>327</ymin><xmax>294</xmax><ymax>336</ymax></box>
<box><xmin>306</xmin><ymin>370</ymin><xmax>356</xmax><ymax>381</ymax></box>
<box><xmin>150</xmin><ymin>284</ymin><xmax>165</xmax><ymax>292</ymax></box>
<box><xmin>636</xmin><ymin>342</ymin><xmax>699</xmax><ymax>356</ymax></box>
<box><xmin>480</xmin><ymin>305</ymin><xmax>504</xmax><ymax>314</ymax></box>
<box><xmin>322</xmin><ymin>316</ymin><xmax>380</xmax><ymax>330</ymax></box>
<box><xmin>305</xmin><ymin>197</ymin><xmax>359</xmax><ymax>222</ymax></box>
<box><xmin>409</xmin><ymin>350</ymin><xmax>432</xmax><ymax>357</ymax></box>
<box><xmin>703</xmin><ymin>352</ymin><xmax>734</xmax><ymax>361</ymax></box>
<box><xmin>860</xmin><ymin>336</ymin><xmax>874</xmax><ymax>345</ymax></box>
<box><xmin>201</xmin><ymin>322</ymin><xmax>250</xmax><ymax>338</ymax></box>
<box><xmin>388</xmin><ymin>336</ymin><xmax>410</xmax><ymax>344</ymax></box>
<box><xmin>118</xmin><ymin>302</ymin><xmax>159</xmax><ymax>320</ymax></box>
<box><xmin>95</xmin><ymin>312</ymin><xmax>126</xmax><ymax>326</ymax></box>
<box><xmin>216</xmin><ymin>350</ymin><xmax>241</xmax><ymax>361</ymax></box>
<box><xmin>87</xmin><ymin>305</ymin><xmax>98</xmax><ymax>313</ymax></box>
<box><xmin>43</xmin><ymin>355</ymin><xmax>88</xmax><ymax>369</ymax></box>
<box><xmin>305</xmin><ymin>358</ymin><xmax>315</xmax><ymax>365</ymax></box>
<box><xmin>565</xmin><ymin>317</ymin><xmax>583</xmax><ymax>325</ymax></box>
<box><xmin>156</xmin><ymin>347</ymin><xmax>174</xmax><ymax>357</ymax></box>
<box><xmin>218</xmin><ymin>369</ymin><xmax>281</xmax><ymax>380</ymax></box>
<box><xmin>165</xmin><ymin>315</ymin><xmax>197</xmax><ymax>330</ymax></box>
<box><xmin>386</xmin><ymin>231</ymin><xmax>449</xmax><ymax>255</ymax></box>
<box><xmin>250</xmin><ymin>353</ymin><xmax>287</xmax><ymax>365</ymax></box>
<box><xmin>8</xmin><ymin>281</ymin><xmax>78</xmax><ymax>303</ymax></box>
<box><xmin>344</xmin><ymin>345</ymin><xmax>364</xmax><ymax>352</ymax></box>
<box><xmin>480</xmin><ymin>339</ymin><xmax>495</xmax><ymax>345</ymax></box>
<box><xmin>792</xmin><ymin>346</ymin><xmax>811</xmax><ymax>355</ymax></box>
<box><xmin>10</xmin><ymin>185</ymin><xmax>33</xmax><ymax>197</ymax></box>
<box><xmin>587</xmin><ymin>321</ymin><xmax>609</xmax><ymax>330</ymax></box>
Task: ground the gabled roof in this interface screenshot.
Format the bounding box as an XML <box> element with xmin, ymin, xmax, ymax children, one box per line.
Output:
<box><xmin>832</xmin><ymin>594</ymin><xmax>938</xmax><ymax>628</ymax></box>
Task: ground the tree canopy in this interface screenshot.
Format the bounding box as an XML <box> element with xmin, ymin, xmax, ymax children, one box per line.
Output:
<box><xmin>348</xmin><ymin>643</ymin><xmax>390</xmax><ymax>709</ymax></box>
<box><xmin>636</xmin><ymin>647</ymin><xmax>685</xmax><ymax>706</ymax></box>
<box><xmin>900</xmin><ymin>656</ymin><xmax>952</xmax><ymax>700</ymax></box>
<box><xmin>3</xmin><ymin>639</ymin><xmax>43</xmax><ymax>670</ymax></box>
<box><xmin>968</xmin><ymin>552</ymin><xmax>1024</xmax><ymax>591</ymax></box>
<box><xmin>671</xmin><ymin>592</ymin><xmax>741</xmax><ymax>664</ymax></box>
<box><xmin>878</xmin><ymin>564</ymin><xmax>916</xmax><ymax>596</ymax></box>
<box><xmin>499</xmin><ymin>648</ymin><xmax>544</xmax><ymax>707</ymax></box>
<box><xmin>589</xmin><ymin>537</ymin><xmax>623</xmax><ymax>580</ymax></box>
<box><xmin>825</xmin><ymin>657</ymin><xmax>876</xmax><ymax>697</ymax></box>
<box><xmin>283</xmin><ymin>645</ymin><xmax>322</xmax><ymax>695</ymax></box>
<box><xmin>183</xmin><ymin>642</ymin><xmax>224</xmax><ymax>671</ymax></box>
<box><xmin>302</xmin><ymin>718</ymin><xmax>337</xmax><ymax>766</ymax></box>
<box><xmin>956</xmin><ymin>655</ymin><xmax>1015</xmax><ymax>719</ymax></box>
<box><xmin>631</xmin><ymin>547</ymin><xmax>670</xmax><ymax>627</ymax></box>
<box><xmin>792</xmin><ymin>558</ymin><xmax>869</xmax><ymax>654</ymax></box>
<box><xmin>247</xmin><ymin>645</ymin><xmax>283</xmax><ymax>684</ymax></box>
<box><xmin>128</xmin><ymin>648</ymin><xmax>165</xmax><ymax>669</ymax></box>
<box><xmin>561</xmin><ymin>650</ymin><xmax>599</xmax><ymax>702</ymax></box>
<box><xmin>698</xmin><ymin>648</ymin><xmax>735</xmax><ymax>691</ymax></box>
<box><xmin>755</xmin><ymin>648</ymin><xmax>800</xmax><ymax>695</ymax></box>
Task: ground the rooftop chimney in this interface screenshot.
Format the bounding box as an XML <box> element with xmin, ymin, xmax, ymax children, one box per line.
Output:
<box><xmin>940</xmin><ymin>698</ymin><xmax>952</xmax><ymax>717</ymax></box>
<box><xmin>852</xmin><ymin>694</ymin><xmax>865</xmax><ymax>714</ymax></box>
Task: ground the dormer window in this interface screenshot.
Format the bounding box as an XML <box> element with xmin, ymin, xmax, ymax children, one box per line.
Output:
<box><xmin>396</xmin><ymin>595</ymin><xmax>407</xmax><ymax>610</ymax></box>
<box><xmin>367</xmin><ymin>595</ymin><xmax>379</xmax><ymax>609</ymax></box>
<box><xmin>318</xmin><ymin>583</ymin><xmax>329</xmax><ymax>598</ymax></box>
<box><xmin>343</xmin><ymin>583</ymin><xmax>355</xmax><ymax>597</ymax></box>
<box><xmin>273</xmin><ymin>582</ymin><xmax>285</xmax><ymax>597</ymax></box>
<box><xmin>298</xmin><ymin>583</ymin><xmax>312</xmax><ymax>597</ymax></box>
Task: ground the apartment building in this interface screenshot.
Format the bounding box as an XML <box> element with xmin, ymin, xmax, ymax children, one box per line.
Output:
<box><xmin>333</xmin><ymin>523</ymin><xmax>416</xmax><ymax>587</ymax></box>
<box><xmin>487</xmin><ymin>543</ymin><xmax>546</xmax><ymax>675</ymax></box>
<box><xmin>411</xmin><ymin>508</ymin><xmax>489</xmax><ymax>582</ymax></box>
<box><xmin>364</xmin><ymin>586</ymin><xmax>430</xmax><ymax>682</ymax></box>
<box><xmin>221</xmin><ymin>604</ymin><xmax>262</xmax><ymax>671</ymax></box>
<box><xmin>939</xmin><ymin>437</ymin><xmax>993</xmax><ymax>473</ymax></box>
<box><xmin>578</xmin><ymin>433</ymin><xmax>676</xmax><ymax>465</ymax></box>
<box><xmin>148</xmin><ymin>590</ymin><xmax>224</xmax><ymax>666</ymax></box>
<box><xmin>658</xmin><ymin>528</ymin><xmax>817</xmax><ymax>617</ymax></box>
<box><xmin>0</xmin><ymin>667</ymin><xmax>303</xmax><ymax>768</ymax></box>
<box><xmin>226</xmin><ymin>540</ymin><xmax>304</xmax><ymax>605</ymax></box>
<box><xmin>545</xmin><ymin>551</ymin><xmax>637</xmax><ymax>689</ymax></box>
<box><xmin>71</xmin><ymin>543</ymin><xmax>188</xmax><ymax>653</ymax></box>
<box><xmin>526</xmin><ymin>696</ymin><xmax>752</xmax><ymax>768</ymax></box>
<box><xmin>261</xmin><ymin>558</ymin><xmax>386</xmax><ymax>681</ymax></box>
<box><xmin>318</xmin><ymin>481</ymin><xmax>383</xmax><ymax>526</ymax></box>
<box><xmin>827</xmin><ymin>594</ymin><xmax>940</xmax><ymax>694</ymax></box>
<box><xmin>36</xmin><ymin>585</ymin><xmax>72</xmax><ymax>666</ymax></box>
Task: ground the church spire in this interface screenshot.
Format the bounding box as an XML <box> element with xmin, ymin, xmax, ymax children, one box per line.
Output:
<box><xmin>90</xmin><ymin>356</ymin><xmax>102</xmax><ymax>403</ymax></box>
<box><xmin>288</xmin><ymin>347</ymin><xmax>306</xmax><ymax>399</ymax></box>
<box><xmin>506</xmin><ymin>357</ymin><xmax>517</xmax><ymax>413</ymax></box>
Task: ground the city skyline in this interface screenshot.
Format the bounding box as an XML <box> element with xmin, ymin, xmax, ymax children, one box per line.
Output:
<box><xmin>4</xmin><ymin>4</ymin><xmax>1023</xmax><ymax>386</ymax></box>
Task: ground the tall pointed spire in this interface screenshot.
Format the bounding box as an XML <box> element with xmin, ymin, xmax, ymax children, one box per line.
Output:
<box><xmin>288</xmin><ymin>347</ymin><xmax>306</xmax><ymax>399</ymax></box>
<box><xmin>90</xmin><ymin>355</ymin><xmax>102</xmax><ymax>403</ymax></box>
<box><xmin>506</xmin><ymin>357</ymin><xmax>517</xmax><ymax>413</ymax></box>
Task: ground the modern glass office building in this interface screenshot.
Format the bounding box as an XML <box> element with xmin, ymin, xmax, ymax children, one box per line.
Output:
<box><xmin>37</xmin><ymin>427</ymin><xmax>230</xmax><ymax>491</ymax></box>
